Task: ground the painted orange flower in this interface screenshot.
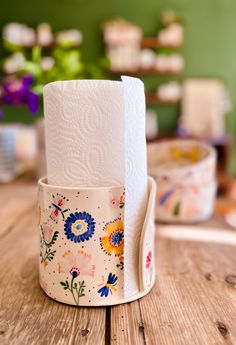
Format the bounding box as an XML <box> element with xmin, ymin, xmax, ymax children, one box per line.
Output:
<box><xmin>100</xmin><ymin>218</ymin><xmax>124</xmax><ymax>256</ymax></box>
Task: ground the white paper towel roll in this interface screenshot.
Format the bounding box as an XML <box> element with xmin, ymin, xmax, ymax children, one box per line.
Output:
<box><xmin>43</xmin><ymin>77</ymin><xmax>148</xmax><ymax>298</ymax></box>
<box><xmin>44</xmin><ymin>80</ymin><xmax>124</xmax><ymax>187</ymax></box>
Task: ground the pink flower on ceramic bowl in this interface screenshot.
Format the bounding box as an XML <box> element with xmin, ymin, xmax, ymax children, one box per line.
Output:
<box><xmin>146</xmin><ymin>251</ymin><xmax>152</xmax><ymax>269</ymax></box>
<box><xmin>42</xmin><ymin>224</ymin><xmax>53</xmax><ymax>243</ymax></box>
<box><xmin>110</xmin><ymin>198</ymin><xmax>119</xmax><ymax>208</ymax></box>
<box><xmin>59</xmin><ymin>250</ymin><xmax>95</xmax><ymax>305</ymax></box>
<box><xmin>58</xmin><ymin>250</ymin><xmax>95</xmax><ymax>278</ymax></box>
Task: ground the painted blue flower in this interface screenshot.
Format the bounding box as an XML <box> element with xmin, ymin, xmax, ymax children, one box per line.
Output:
<box><xmin>64</xmin><ymin>212</ymin><xmax>95</xmax><ymax>243</ymax></box>
<box><xmin>97</xmin><ymin>273</ymin><xmax>118</xmax><ymax>297</ymax></box>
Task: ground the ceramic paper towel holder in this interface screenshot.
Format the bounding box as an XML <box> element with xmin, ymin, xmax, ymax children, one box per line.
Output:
<box><xmin>38</xmin><ymin>176</ymin><xmax>156</xmax><ymax>306</ymax></box>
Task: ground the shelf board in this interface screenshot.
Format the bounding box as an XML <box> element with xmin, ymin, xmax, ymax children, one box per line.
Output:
<box><xmin>141</xmin><ymin>37</ymin><xmax>182</xmax><ymax>49</ymax></box>
<box><xmin>146</xmin><ymin>133</ymin><xmax>173</xmax><ymax>143</ymax></box>
<box><xmin>146</xmin><ymin>93</ymin><xmax>180</xmax><ymax>105</ymax></box>
<box><xmin>109</xmin><ymin>68</ymin><xmax>181</xmax><ymax>76</ymax></box>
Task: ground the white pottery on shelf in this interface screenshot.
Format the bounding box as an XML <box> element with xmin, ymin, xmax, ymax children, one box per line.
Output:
<box><xmin>148</xmin><ymin>140</ymin><xmax>217</xmax><ymax>223</ymax></box>
<box><xmin>0</xmin><ymin>125</ymin><xmax>17</xmax><ymax>183</ymax></box>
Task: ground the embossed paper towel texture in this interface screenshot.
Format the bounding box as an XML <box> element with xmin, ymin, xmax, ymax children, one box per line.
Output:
<box><xmin>44</xmin><ymin>80</ymin><xmax>125</xmax><ymax>187</ymax></box>
<box><xmin>122</xmin><ymin>76</ymin><xmax>148</xmax><ymax>297</ymax></box>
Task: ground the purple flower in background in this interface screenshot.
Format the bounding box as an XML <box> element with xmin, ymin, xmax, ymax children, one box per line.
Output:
<box><xmin>24</xmin><ymin>90</ymin><xmax>39</xmax><ymax>113</ymax></box>
<box><xmin>0</xmin><ymin>74</ymin><xmax>39</xmax><ymax>116</ymax></box>
<box><xmin>21</xmin><ymin>74</ymin><xmax>34</xmax><ymax>87</ymax></box>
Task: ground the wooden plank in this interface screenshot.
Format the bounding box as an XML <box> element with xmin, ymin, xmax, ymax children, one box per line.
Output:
<box><xmin>0</xmin><ymin>180</ymin><xmax>37</xmax><ymax>238</ymax></box>
<box><xmin>111</xmin><ymin>225</ymin><xmax>236</xmax><ymax>344</ymax></box>
<box><xmin>139</xmin><ymin>229</ymin><xmax>236</xmax><ymax>345</ymax></box>
<box><xmin>110</xmin><ymin>301</ymin><xmax>144</xmax><ymax>345</ymax></box>
<box><xmin>0</xmin><ymin>184</ymin><xmax>106</xmax><ymax>345</ymax></box>
<box><xmin>2</xmin><ymin>181</ymin><xmax>236</xmax><ymax>345</ymax></box>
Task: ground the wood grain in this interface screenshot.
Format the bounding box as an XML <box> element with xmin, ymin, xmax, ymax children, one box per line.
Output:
<box><xmin>110</xmin><ymin>221</ymin><xmax>236</xmax><ymax>344</ymax></box>
<box><xmin>0</xmin><ymin>182</ymin><xmax>106</xmax><ymax>345</ymax></box>
<box><xmin>1</xmin><ymin>180</ymin><xmax>236</xmax><ymax>345</ymax></box>
<box><xmin>110</xmin><ymin>301</ymin><xmax>145</xmax><ymax>344</ymax></box>
<box><xmin>138</xmin><ymin>235</ymin><xmax>236</xmax><ymax>345</ymax></box>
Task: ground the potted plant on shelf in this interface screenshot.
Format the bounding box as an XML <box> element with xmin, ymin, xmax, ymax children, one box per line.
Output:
<box><xmin>0</xmin><ymin>22</ymin><xmax>86</xmax><ymax>180</ymax></box>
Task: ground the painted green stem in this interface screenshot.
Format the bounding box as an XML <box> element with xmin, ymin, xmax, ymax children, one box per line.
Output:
<box><xmin>69</xmin><ymin>277</ymin><xmax>78</xmax><ymax>305</ymax></box>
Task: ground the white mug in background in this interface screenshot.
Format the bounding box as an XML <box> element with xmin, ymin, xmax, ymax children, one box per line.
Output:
<box><xmin>0</xmin><ymin>125</ymin><xmax>17</xmax><ymax>183</ymax></box>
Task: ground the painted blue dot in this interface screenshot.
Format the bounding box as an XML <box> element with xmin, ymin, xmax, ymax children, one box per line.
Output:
<box><xmin>112</xmin><ymin>231</ymin><xmax>123</xmax><ymax>245</ymax></box>
<box><xmin>72</xmin><ymin>271</ymin><xmax>78</xmax><ymax>278</ymax></box>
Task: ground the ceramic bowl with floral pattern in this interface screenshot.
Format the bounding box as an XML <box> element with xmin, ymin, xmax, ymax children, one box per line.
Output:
<box><xmin>148</xmin><ymin>140</ymin><xmax>217</xmax><ymax>223</ymax></box>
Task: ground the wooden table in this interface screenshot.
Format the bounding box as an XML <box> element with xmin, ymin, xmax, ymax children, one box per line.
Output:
<box><xmin>1</xmin><ymin>180</ymin><xmax>236</xmax><ymax>345</ymax></box>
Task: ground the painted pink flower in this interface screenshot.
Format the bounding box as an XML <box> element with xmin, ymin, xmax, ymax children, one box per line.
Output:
<box><xmin>110</xmin><ymin>198</ymin><xmax>119</xmax><ymax>208</ymax></box>
<box><xmin>58</xmin><ymin>250</ymin><xmax>95</xmax><ymax>278</ymax></box>
<box><xmin>42</xmin><ymin>224</ymin><xmax>53</xmax><ymax>243</ymax></box>
<box><xmin>146</xmin><ymin>251</ymin><xmax>152</xmax><ymax>269</ymax></box>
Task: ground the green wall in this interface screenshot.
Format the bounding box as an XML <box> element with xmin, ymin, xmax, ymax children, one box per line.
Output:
<box><xmin>1</xmin><ymin>0</ymin><xmax>236</xmax><ymax>172</ymax></box>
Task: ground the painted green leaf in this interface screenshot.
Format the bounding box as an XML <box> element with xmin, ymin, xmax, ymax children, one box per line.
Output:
<box><xmin>49</xmin><ymin>231</ymin><xmax>59</xmax><ymax>247</ymax></box>
<box><xmin>173</xmin><ymin>201</ymin><xmax>181</xmax><ymax>216</ymax></box>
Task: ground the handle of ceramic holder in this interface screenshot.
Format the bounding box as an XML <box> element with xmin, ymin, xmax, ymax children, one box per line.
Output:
<box><xmin>139</xmin><ymin>176</ymin><xmax>157</xmax><ymax>292</ymax></box>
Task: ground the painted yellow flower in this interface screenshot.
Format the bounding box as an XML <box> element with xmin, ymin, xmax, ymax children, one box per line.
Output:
<box><xmin>100</xmin><ymin>218</ymin><xmax>124</xmax><ymax>256</ymax></box>
<box><xmin>170</xmin><ymin>147</ymin><xmax>200</xmax><ymax>163</ymax></box>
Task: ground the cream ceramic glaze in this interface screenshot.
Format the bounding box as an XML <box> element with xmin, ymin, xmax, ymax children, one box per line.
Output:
<box><xmin>148</xmin><ymin>139</ymin><xmax>216</xmax><ymax>185</ymax></box>
<box><xmin>155</xmin><ymin>180</ymin><xmax>217</xmax><ymax>223</ymax></box>
<box><xmin>148</xmin><ymin>140</ymin><xmax>217</xmax><ymax>223</ymax></box>
<box><xmin>38</xmin><ymin>176</ymin><xmax>156</xmax><ymax>306</ymax></box>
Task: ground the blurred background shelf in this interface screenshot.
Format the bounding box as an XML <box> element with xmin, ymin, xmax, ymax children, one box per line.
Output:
<box><xmin>0</xmin><ymin>4</ymin><xmax>236</xmax><ymax>184</ymax></box>
<box><xmin>146</xmin><ymin>93</ymin><xmax>180</xmax><ymax>105</ymax></box>
<box><xmin>109</xmin><ymin>68</ymin><xmax>181</xmax><ymax>76</ymax></box>
<box><xmin>141</xmin><ymin>37</ymin><xmax>182</xmax><ymax>49</ymax></box>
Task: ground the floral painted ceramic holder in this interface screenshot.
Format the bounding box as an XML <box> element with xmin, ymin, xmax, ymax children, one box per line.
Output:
<box><xmin>38</xmin><ymin>176</ymin><xmax>156</xmax><ymax>306</ymax></box>
<box><xmin>148</xmin><ymin>140</ymin><xmax>217</xmax><ymax>223</ymax></box>
<box><xmin>155</xmin><ymin>180</ymin><xmax>217</xmax><ymax>223</ymax></box>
